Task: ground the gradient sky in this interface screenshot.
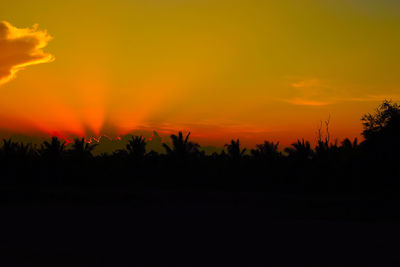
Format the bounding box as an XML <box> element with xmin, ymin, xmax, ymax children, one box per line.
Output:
<box><xmin>0</xmin><ymin>0</ymin><xmax>399</xmax><ymax>146</ymax></box>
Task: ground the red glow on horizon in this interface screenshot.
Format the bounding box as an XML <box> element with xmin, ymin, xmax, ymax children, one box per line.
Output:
<box><xmin>45</xmin><ymin>131</ymin><xmax>123</xmax><ymax>146</ymax></box>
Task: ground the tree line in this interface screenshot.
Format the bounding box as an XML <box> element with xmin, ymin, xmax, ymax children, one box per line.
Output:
<box><xmin>0</xmin><ymin>100</ymin><xmax>399</xmax><ymax>196</ymax></box>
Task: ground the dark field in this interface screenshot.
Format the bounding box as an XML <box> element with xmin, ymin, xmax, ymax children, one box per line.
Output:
<box><xmin>1</xmin><ymin>188</ymin><xmax>400</xmax><ymax>266</ymax></box>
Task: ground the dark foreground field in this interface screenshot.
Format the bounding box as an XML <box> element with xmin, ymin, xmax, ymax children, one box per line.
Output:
<box><xmin>2</xmin><ymin>101</ymin><xmax>400</xmax><ymax>265</ymax></box>
<box><xmin>1</xmin><ymin>188</ymin><xmax>400</xmax><ymax>266</ymax></box>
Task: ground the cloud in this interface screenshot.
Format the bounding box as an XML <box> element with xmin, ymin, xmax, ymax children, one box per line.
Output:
<box><xmin>283</xmin><ymin>98</ymin><xmax>331</xmax><ymax>106</ymax></box>
<box><xmin>282</xmin><ymin>78</ymin><xmax>400</xmax><ymax>106</ymax></box>
<box><xmin>345</xmin><ymin>94</ymin><xmax>400</xmax><ymax>102</ymax></box>
<box><xmin>0</xmin><ymin>21</ymin><xmax>54</xmax><ymax>86</ymax></box>
<box><xmin>282</xmin><ymin>78</ymin><xmax>334</xmax><ymax>106</ymax></box>
<box><xmin>291</xmin><ymin>78</ymin><xmax>321</xmax><ymax>89</ymax></box>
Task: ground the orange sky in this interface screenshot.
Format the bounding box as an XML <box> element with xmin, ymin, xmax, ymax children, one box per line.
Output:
<box><xmin>0</xmin><ymin>0</ymin><xmax>399</xmax><ymax>147</ymax></box>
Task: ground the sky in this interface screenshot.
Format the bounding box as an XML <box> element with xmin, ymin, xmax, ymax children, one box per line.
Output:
<box><xmin>0</xmin><ymin>0</ymin><xmax>399</xmax><ymax>146</ymax></box>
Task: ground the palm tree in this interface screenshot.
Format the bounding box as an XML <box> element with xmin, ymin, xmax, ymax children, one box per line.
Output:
<box><xmin>125</xmin><ymin>136</ymin><xmax>146</xmax><ymax>159</ymax></box>
<box><xmin>340</xmin><ymin>138</ymin><xmax>358</xmax><ymax>152</ymax></box>
<box><xmin>315</xmin><ymin>139</ymin><xmax>339</xmax><ymax>159</ymax></box>
<box><xmin>1</xmin><ymin>139</ymin><xmax>17</xmax><ymax>157</ymax></box>
<box><xmin>1</xmin><ymin>139</ymin><xmax>35</xmax><ymax>158</ymax></box>
<box><xmin>338</xmin><ymin>138</ymin><xmax>359</xmax><ymax>163</ymax></box>
<box><xmin>0</xmin><ymin>139</ymin><xmax>36</xmax><ymax>184</ymax></box>
<box><xmin>251</xmin><ymin>141</ymin><xmax>280</xmax><ymax>161</ymax></box>
<box><xmin>162</xmin><ymin>132</ymin><xmax>200</xmax><ymax>159</ymax></box>
<box><xmin>225</xmin><ymin>139</ymin><xmax>246</xmax><ymax>160</ymax></box>
<box><xmin>68</xmin><ymin>138</ymin><xmax>97</xmax><ymax>159</ymax></box>
<box><xmin>40</xmin><ymin>137</ymin><xmax>66</xmax><ymax>159</ymax></box>
<box><xmin>284</xmin><ymin>139</ymin><xmax>313</xmax><ymax>161</ymax></box>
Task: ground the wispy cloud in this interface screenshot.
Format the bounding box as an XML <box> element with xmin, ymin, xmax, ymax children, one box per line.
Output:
<box><xmin>291</xmin><ymin>78</ymin><xmax>322</xmax><ymax>89</ymax></box>
<box><xmin>283</xmin><ymin>78</ymin><xmax>399</xmax><ymax>106</ymax></box>
<box><xmin>283</xmin><ymin>98</ymin><xmax>332</xmax><ymax>106</ymax></box>
<box><xmin>345</xmin><ymin>94</ymin><xmax>400</xmax><ymax>102</ymax></box>
<box><xmin>0</xmin><ymin>21</ymin><xmax>54</xmax><ymax>86</ymax></box>
<box><xmin>282</xmin><ymin>78</ymin><xmax>333</xmax><ymax>106</ymax></box>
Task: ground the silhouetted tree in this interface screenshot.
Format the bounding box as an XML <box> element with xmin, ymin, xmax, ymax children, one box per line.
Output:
<box><xmin>338</xmin><ymin>137</ymin><xmax>360</xmax><ymax>171</ymax></box>
<box><xmin>0</xmin><ymin>139</ymin><xmax>36</xmax><ymax>184</ymax></box>
<box><xmin>314</xmin><ymin>115</ymin><xmax>340</xmax><ymax>160</ymax></box>
<box><xmin>68</xmin><ymin>138</ymin><xmax>97</xmax><ymax>160</ymax></box>
<box><xmin>225</xmin><ymin>139</ymin><xmax>246</xmax><ymax>160</ymax></box>
<box><xmin>338</xmin><ymin>138</ymin><xmax>359</xmax><ymax>162</ymax></box>
<box><xmin>162</xmin><ymin>132</ymin><xmax>199</xmax><ymax>159</ymax></box>
<box><xmin>125</xmin><ymin>136</ymin><xmax>147</xmax><ymax>160</ymax></box>
<box><xmin>1</xmin><ymin>100</ymin><xmax>400</xmax><ymax>206</ymax></box>
<box><xmin>251</xmin><ymin>141</ymin><xmax>281</xmax><ymax>162</ymax></box>
<box><xmin>284</xmin><ymin>139</ymin><xmax>313</xmax><ymax>161</ymax></box>
<box><xmin>40</xmin><ymin>137</ymin><xmax>66</xmax><ymax>159</ymax></box>
<box><xmin>1</xmin><ymin>139</ymin><xmax>36</xmax><ymax>159</ymax></box>
<box><xmin>361</xmin><ymin>100</ymin><xmax>400</xmax><ymax>140</ymax></box>
<box><xmin>315</xmin><ymin>139</ymin><xmax>339</xmax><ymax>159</ymax></box>
<box><xmin>361</xmin><ymin>100</ymin><xmax>400</xmax><ymax>159</ymax></box>
<box><xmin>340</xmin><ymin>138</ymin><xmax>358</xmax><ymax>152</ymax></box>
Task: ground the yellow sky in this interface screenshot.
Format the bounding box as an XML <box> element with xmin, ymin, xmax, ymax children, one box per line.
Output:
<box><xmin>0</xmin><ymin>0</ymin><xmax>399</xmax><ymax>146</ymax></box>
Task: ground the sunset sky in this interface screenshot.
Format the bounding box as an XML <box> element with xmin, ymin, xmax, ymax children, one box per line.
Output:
<box><xmin>0</xmin><ymin>0</ymin><xmax>399</xmax><ymax>146</ymax></box>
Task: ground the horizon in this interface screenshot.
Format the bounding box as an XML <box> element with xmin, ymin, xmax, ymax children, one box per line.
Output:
<box><xmin>0</xmin><ymin>123</ymin><xmax>362</xmax><ymax>155</ymax></box>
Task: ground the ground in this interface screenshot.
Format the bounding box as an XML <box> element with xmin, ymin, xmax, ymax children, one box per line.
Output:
<box><xmin>0</xmin><ymin>190</ymin><xmax>399</xmax><ymax>266</ymax></box>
